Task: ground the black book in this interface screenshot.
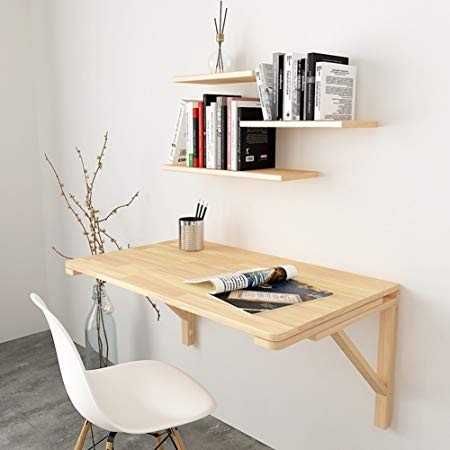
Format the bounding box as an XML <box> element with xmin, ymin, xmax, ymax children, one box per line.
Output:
<box><xmin>304</xmin><ymin>53</ymin><xmax>349</xmax><ymax>120</ymax></box>
<box><xmin>272</xmin><ymin>52</ymin><xmax>285</xmax><ymax>120</ymax></box>
<box><xmin>237</xmin><ymin>107</ymin><xmax>276</xmax><ymax>171</ymax></box>
<box><xmin>299</xmin><ymin>58</ymin><xmax>306</xmax><ymax>120</ymax></box>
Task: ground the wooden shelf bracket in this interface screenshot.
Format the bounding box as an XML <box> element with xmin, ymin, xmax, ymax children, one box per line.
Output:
<box><xmin>331</xmin><ymin>296</ymin><xmax>398</xmax><ymax>429</ymax></box>
<box><xmin>168</xmin><ymin>306</ymin><xmax>197</xmax><ymax>346</ymax></box>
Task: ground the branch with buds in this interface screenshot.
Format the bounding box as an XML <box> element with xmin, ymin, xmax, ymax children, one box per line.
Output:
<box><xmin>45</xmin><ymin>132</ymin><xmax>160</xmax><ymax>320</ymax></box>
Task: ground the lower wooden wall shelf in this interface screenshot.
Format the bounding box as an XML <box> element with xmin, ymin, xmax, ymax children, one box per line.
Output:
<box><xmin>162</xmin><ymin>165</ymin><xmax>320</xmax><ymax>182</ymax></box>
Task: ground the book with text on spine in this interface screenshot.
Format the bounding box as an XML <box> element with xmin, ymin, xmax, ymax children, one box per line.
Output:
<box><xmin>255</xmin><ymin>63</ymin><xmax>274</xmax><ymax>120</ymax></box>
<box><xmin>283</xmin><ymin>53</ymin><xmax>302</xmax><ymax>121</ymax></box>
<box><xmin>272</xmin><ymin>52</ymin><xmax>285</xmax><ymax>120</ymax></box>
<box><xmin>237</xmin><ymin>106</ymin><xmax>276</xmax><ymax>171</ymax></box>
<box><xmin>304</xmin><ymin>52</ymin><xmax>349</xmax><ymax>120</ymax></box>
<box><xmin>229</xmin><ymin>99</ymin><xmax>259</xmax><ymax>171</ymax></box>
<box><xmin>315</xmin><ymin>62</ymin><xmax>357</xmax><ymax>120</ymax></box>
<box><xmin>169</xmin><ymin>100</ymin><xmax>187</xmax><ymax>165</ymax></box>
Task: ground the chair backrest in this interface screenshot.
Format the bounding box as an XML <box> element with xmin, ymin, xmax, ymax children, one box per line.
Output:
<box><xmin>29</xmin><ymin>293</ymin><xmax>106</xmax><ymax>425</ymax></box>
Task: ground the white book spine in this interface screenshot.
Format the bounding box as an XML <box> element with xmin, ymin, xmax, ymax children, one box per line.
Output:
<box><xmin>230</xmin><ymin>101</ymin><xmax>238</xmax><ymax>171</ymax></box>
<box><xmin>185</xmin><ymin>102</ymin><xmax>193</xmax><ymax>167</ymax></box>
<box><xmin>283</xmin><ymin>53</ymin><xmax>301</xmax><ymax>121</ymax></box>
<box><xmin>169</xmin><ymin>101</ymin><xmax>186</xmax><ymax>164</ymax></box>
<box><xmin>256</xmin><ymin>66</ymin><xmax>273</xmax><ymax>121</ymax></box>
<box><xmin>315</xmin><ymin>62</ymin><xmax>357</xmax><ymax>120</ymax></box>
<box><xmin>210</xmin><ymin>102</ymin><xmax>217</xmax><ymax>169</ymax></box>
<box><xmin>205</xmin><ymin>105</ymin><xmax>213</xmax><ymax>168</ymax></box>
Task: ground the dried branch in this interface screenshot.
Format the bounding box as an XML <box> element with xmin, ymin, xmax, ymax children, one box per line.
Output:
<box><xmin>45</xmin><ymin>153</ymin><xmax>94</xmax><ymax>253</ymax></box>
<box><xmin>68</xmin><ymin>192</ymin><xmax>90</xmax><ymax>220</ymax></box>
<box><xmin>52</xmin><ymin>246</ymin><xmax>74</xmax><ymax>260</ymax></box>
<box><xmin>99</xmin><ymin>191</ymin><xmax>139</xmax><ymax>223</ymax></box>
<box><xmin>75</xmin><ymin>147</ymin><xmax>91</xmax><ymax>197</ymax></box>
<box><xmin>100</xmin><ymin>229</ymin><xmax>122</xmax><ymax>250</ymax></box>
<box><xmin>89</xmin><ymin>131</ymin><xmax>108</xmax><ymax>204</ymax></box>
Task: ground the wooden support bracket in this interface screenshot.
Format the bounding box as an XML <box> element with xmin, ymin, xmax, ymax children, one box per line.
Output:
<box><xmin>331</xmin><ymin>297</ymin><xmax>398</xmax><ymax>429</ymax></box>
<box><xmin>168</xmin><ymin>306</ymin><xmax>197</xmax><ymax>346</ymax></box>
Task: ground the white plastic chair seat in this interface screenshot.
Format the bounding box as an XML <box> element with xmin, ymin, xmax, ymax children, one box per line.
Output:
<box><xmin>29</xmin><ymin>293</ymin><xmax>216</xmax><ymax>438</ymax></box>
<box><xmin>87</xmin><ymin>360</ymin><xmax>216</xmax><ymax>434</ymax></box>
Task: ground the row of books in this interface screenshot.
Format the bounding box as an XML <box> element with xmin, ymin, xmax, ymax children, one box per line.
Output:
<box><xmin>256</xmin><ymin>52</ymin><xmax>357</xmax><ymax>121</ymax></box>
<box><xmin>169</xmin><ymin>94</ymin><xmax>276</xmax><ymax>170</ymax></box>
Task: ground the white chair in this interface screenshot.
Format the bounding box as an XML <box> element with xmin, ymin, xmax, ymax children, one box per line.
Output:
<box><xmin>30</xmin><ymin>293</ymin><xmax>216</xmax><ymax>450</ymax></box>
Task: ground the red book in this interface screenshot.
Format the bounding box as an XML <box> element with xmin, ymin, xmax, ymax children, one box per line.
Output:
<box><xmin>192</xmin><ymin>106</ymin><xmax>199</xmax><ymax>168</ymax></box>
<box><xmin>197</xmin><ymin>102</ymin><xmax>205</xmax><ymax>167</ymax></box>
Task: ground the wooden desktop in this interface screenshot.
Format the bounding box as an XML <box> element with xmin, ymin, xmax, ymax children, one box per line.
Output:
<box><xmin>66</xmin><ymin>240</ymin><xmax>399</xmax><ymax>429</ymax></box>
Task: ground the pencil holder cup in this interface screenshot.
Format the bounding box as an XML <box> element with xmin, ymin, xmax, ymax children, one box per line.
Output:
<box><xmin>179</xmin><ymin>217</ymin><xmax>204</xmax><ymax>252</ymax></box>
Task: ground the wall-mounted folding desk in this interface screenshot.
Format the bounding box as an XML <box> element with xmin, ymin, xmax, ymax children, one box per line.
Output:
<box><xmin>66</xmin><ymin>240</ymin><xmax>399</xmax><ymax>429</ymax></box>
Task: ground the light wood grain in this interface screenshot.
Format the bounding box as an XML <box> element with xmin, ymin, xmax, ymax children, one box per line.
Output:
<box><xmin>168</xmin><ymin>306</ymin><xmax>197</xmax><ymax>346</ymax></box>
<box><xmin>310</xmin><ymin>296</ymin><xmax>397</xmax><ymax>341</ymax></box>
<box><xmin>171</xmin><ymin>429</ymin><xmax>186</xmax><ymax>450</ymax></box>
<box><xmin>162</xmin><ymin>165</ymin><xmax>320</xmax><ymax>182</ymax></box>
<box><xmin>173</xmin><ymin>70</ymin><xmax>256</xmax><ymax>85</ymax></box>
<box><xmin>240</xmin><ymin>120</ymin><xmax>378</xmax><ymax>128</ymax></box>
<box><xmin>74</xmin><ymin>420</ymin><xmax>90</xmax><ymax>450</ymax></box>
<box><xmin>332</xmin><ymin>331</ymin><xmax>387</xmax><ymax>395</ymax></box>
<box><xmin>374</xmin><ymin>304</ymin><xmax>398</xmax><ymax>428</ymax></box>
<box><xmin>66</xmin><ymin>241</ymin><xmax>399</xmax><ymax>347</ymax></box>
<box><xmin>254</xmin><ymin>295</ymin><xmax>397</xmax><ymax>349</ymax></box>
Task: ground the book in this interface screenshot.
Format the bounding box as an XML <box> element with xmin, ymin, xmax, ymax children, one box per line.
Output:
<box><xmin>185</xmin><ymin>101</ymin><xmax>199</xmax><ymax>167</ymax></box>
<box><xmin>203</xmin><ymin>94</ymin><xmax>238</xmax><ymax>166</ymax></box>
<box><xmin>229</xmin><ymin>99</ymin><xmax>260</xmax><ymax>171</ymax></box>
<box><xmin>198</xmin><ymin>101</ymin><xmax>205</xmax><ymax>167</ymax></box>
<box><xmin>185</xmin><ymin>265</ymin><xmax>332</xmax><ymax>314</ymax></box>
<box><xmin>304</xmin><ymin>52</ymin><xmax>349</xmax><ymax>120</ymax></box>
<box><xmin>315</xmin><ymin>62</ymin><xmax>357</xmax><ymax>120</ymax></box>
<box><xmin>226</xmin><ymin>96</ymin><xmax>243</xmax><ymax>170</ymax></box>
<box><xmin>216</xmin><ymin>97</ymin><xmax>227</xmax><ymax>169</ymax></box>
<box><xmin>218</xmin><ymin>280</ymin><xmax>333</xmax><ymax>314</ymax></box>
<box><xmin>283</xmin><ymin>53</ymin><xmax>302</xmax><ymax>121</ymax></box>
<box><xmin>255</xmin><ymin>63</ymin><xmax>274</xmax><ymax>120</ymax></box>
<box><xmin>272</xmin><ymin>52</ymin><xmax>285</xmax><ymax>120</ymax></box>
<box><xmin>169</xmin><ymin>100</ymin><xmax>187</xmax><ymax>165</ymax></box>
<box><xmin>192</xmin><ymin>105</ymin><xmax>199</xmax><ymax>167</ymax></box>
<box><xmin>298</xmin><ymin>58</ymin><xmax>306</xmax><ymax>120</ymax></box>
<box><xmin>186</xmin><ymin>265</ymin><xmax>298</xmax><ymax>294</ymax></box>
<box><xmin>205</xmin><ymin>103</ymin><xmax>217</xmax><ymax>169</ymax></box>
<box><xmin>237</xmin><ymin>107</ymin><xmax>276</xmax><ymax>171</ymax></box>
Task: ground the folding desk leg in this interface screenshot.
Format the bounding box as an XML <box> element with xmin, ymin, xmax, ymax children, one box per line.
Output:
<box><xmin>168</xmin><ymin>306</ymin><xmax>197</xmax><ymax>346</ymax></box>
<box><xmin>374</xmin><ymin>303</ymin><xmax>398</xmax><ymax>428</ymax></box>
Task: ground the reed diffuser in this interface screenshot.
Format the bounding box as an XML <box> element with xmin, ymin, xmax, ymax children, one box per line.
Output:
<box><xmin>208</xmin><ymin>1</ymin><xmax>231</xmax><ymax>73</ymax></box>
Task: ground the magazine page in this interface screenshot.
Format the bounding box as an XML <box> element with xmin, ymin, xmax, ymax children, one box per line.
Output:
<box><xmin>185</xmin><ymin>265</ymin><xmax>298</xmax><ymax>294</ymax></box>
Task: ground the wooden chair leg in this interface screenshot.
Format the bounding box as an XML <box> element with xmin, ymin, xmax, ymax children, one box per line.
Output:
<box><xmin>171</xmin><ymin>429</ymin><xmax>187</xmax><ymax>450</ymax></box>
<box><xmin>74</xmin><ymin>420</ymin><xmax>91</xmax><ymax>450</ymax></box>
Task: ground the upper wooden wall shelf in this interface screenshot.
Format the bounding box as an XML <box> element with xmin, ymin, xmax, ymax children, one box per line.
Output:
<box><xmin>240</xmin><ymin>120</ymin><xmax>378</xmax><ymax>128</ymax></box>
<box><xmin>173</xmin><ymin>70</ymin><xmax>256</xmax><ymax>85</ymax></box>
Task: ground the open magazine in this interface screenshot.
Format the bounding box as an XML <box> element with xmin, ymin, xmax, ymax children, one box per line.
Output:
<box><xmin>186</xmin><ymin>265</ymin><xmax>333</xmax><ymax>314</ymax></box>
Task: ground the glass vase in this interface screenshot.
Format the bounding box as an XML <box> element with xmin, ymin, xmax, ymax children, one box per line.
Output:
<box><xmin>208</xmin><ymin>45</ymin><xmax>232</xmax><ymax>73</ymax></box>
<box><xmin>84</xmin><ymin>282</ymin><xmax>118</xmax><ymax>369</ymax></box>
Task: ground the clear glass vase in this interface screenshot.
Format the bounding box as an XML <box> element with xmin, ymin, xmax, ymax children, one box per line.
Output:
<box><xmin>208</xmin><ymin>45</ymin><xmax>232</xmax><ymax>73</ymax></box>
<box><xmin>84</xmin><ymin>282</ymin><xmax>118</xmax><ymax>369</ymax></box>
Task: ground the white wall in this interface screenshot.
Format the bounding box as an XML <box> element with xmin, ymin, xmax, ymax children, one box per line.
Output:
<box><xmin>0</xmin><ymin>0</ymin><xmax>46</xmax><ymax>343</ymax></box>
<box><xmin>31</xmin><ymin>1</ymin><xmax>450</xmax><ymax>449</ymax></box>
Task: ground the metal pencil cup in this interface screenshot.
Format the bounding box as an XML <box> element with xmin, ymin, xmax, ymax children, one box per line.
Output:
<box><xmin>179</xmin><ymin>217</ymin><xmax>204</xmax><ymax>252</ymax></box>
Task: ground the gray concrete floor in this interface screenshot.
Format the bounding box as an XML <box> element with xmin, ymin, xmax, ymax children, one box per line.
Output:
<box><xmin>0</xmin><ymin>331</ymin><xmax>272</xmax><ymax>450</ymax></box>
